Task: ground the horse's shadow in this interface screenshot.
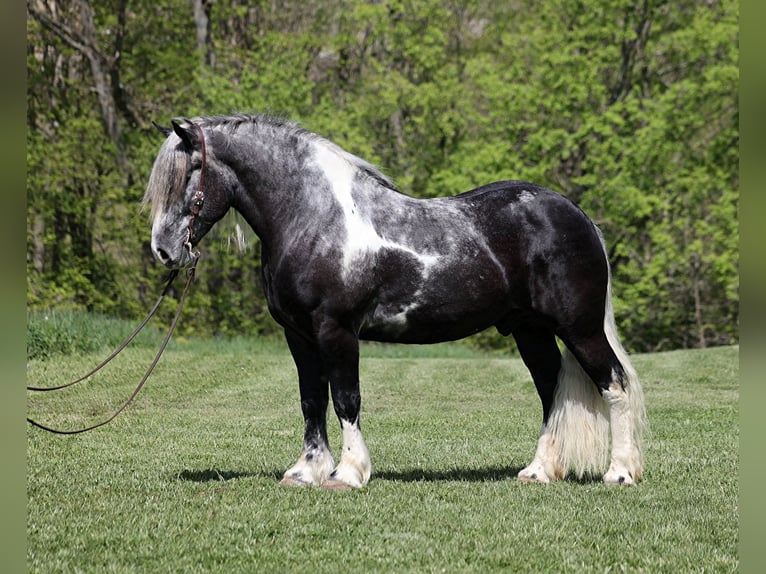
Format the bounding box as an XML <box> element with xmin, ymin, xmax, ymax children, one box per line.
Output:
<box><xmin>176</xmin><ymin>465</ymin><xmax>527</xmax><ymax>484</ymax></box>
<box><xmin>176</xmin><ymin>465</ymin><xmax>602</xmax><ymax>485</ymax></box>
<box><xmin>379</xmin><ymin>467</ymin><xmax>605</xmax><ymax>485</ymax></box>
<box><xmin>176</xmin><ymin>468</ymin><xmax>268</xmax><ymax>483</ymax></box>
<box><xmin>375</xmin><ymin>465</ymin><xmax>524</xmax><ymax>483</ymax></box>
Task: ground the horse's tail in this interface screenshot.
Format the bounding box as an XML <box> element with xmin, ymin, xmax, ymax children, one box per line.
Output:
<box><xmin>547</xmin><ymin>347</ymin><xmax>611</xmax><ymax>479</ymax></box>
<box><xmin>546</xmin><ymin>231</ymin><xmax>647</xmax><ymax>480</ymax></box>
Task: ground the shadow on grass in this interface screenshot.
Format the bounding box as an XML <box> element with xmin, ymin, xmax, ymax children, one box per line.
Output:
<box><xmin>175</xmin><ymin>466</ymin><xmax>523</xmax><ymax>484</ymax></box>
<box><xmin>176</xmin><ymin>468</ymin><xmax>272</xmax><ymax>482</ymax></box>
<box><xmin>375</xmin><ymin>466</ymin><xmax>604</xmax><ymax>484</ymax></box>
<box><xmin>375</xmin><ymin>465</ymin><xmax>525</xmax><ymax>483</ymax></box>
<box><xmin>176</xmin><ymin>466</ymin><xmax>603</xmax><ymax>485</ymax></box>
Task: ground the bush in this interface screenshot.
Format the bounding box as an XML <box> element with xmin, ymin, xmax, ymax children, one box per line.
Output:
<box><xmin>27</xmin><ymin>309</ymin><xmax>165</xmax><ymax>361</ymax></box>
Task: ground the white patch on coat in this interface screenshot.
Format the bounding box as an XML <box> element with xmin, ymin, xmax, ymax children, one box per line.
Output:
<box><xmin>367</xmin><ymin>298</ymin><xmax>423</xmax><ymax>335</ymax></box>
<box><xmin>518</xmin><ymin>189</ymin><xmax>536</xmax><ymax>203</ymax></box>
<box><xmin>312</xmin><ymin>143</ymin><xmax>438</xmax><ymax>277</ymax></box>
<box><xmin>387</xmin><ymin>301</ymin><xmax>419</xmax><ymax>327</ymax></box>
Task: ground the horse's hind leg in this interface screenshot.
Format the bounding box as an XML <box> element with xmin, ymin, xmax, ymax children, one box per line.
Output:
<box><xmin>280</xmin><ymin>328</ymin><xmax>335</xmax><ymax>487</ymax></box>
<box><xmin>563</xmin><ymin>329</ymin><xmax>646</xmax><ymax>485</ymax></box>
<box><xmin>512</xmin><ymin>323</ymin><xmax>566</xmax><ymax>483</ymax></box>
<box><xmin>514</xmin><ymin>323</ymin><xmax>645</xmax><ymax>485</ymax></box>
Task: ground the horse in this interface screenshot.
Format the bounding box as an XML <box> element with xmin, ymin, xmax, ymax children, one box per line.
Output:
<box><xmin>143</xmin><ymin>114</ymin><xmax>646</xmax><ymax>489</ymax></box>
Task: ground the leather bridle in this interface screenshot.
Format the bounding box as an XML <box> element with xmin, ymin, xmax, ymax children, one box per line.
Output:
<box><xmin>186</xmin><ymin>123</ymin><xmax>207</xmax><ymax>248</ymax></box>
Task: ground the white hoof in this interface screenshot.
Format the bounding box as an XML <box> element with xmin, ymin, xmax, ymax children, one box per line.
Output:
<box><xmin>603</xmin><ymin>465</ymin><xmax>636</xmax><ymax>486</ymax></box>
<box><xmin>279</xmin><ymin>475</ymin><xmax>314</xmax><ymax>487</ymax></box>
<box><xmin>517</xmin><ymin>461</ymin><xmax>552</xmax><ymax>483</ymax></box>
<box><xmin>321</xmin><ymin>477</ymin><xmax>360</xmax><ymax>491</ymax></box>
<box><xmin>323</xmin><ymin>457</ymin><xmax>371</xmax><ymax>490</ymax></box>
<box><xmin>281</xmin><ymin>448</ymin><xmax>335</xmax><ymax>487</ymax></box>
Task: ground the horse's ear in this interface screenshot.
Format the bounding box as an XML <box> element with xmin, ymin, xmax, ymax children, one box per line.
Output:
<box><xmin>151</xmin><ymin>120</ymin><xmax>172</xmax><ymax>137</ymax></box>
<box><xmin>171</xmin><ymin>120</ymin><xmax>199</xmax><ymax>151</ymax></box>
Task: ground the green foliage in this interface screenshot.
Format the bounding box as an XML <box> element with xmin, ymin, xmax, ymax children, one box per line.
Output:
<box><xmin>26</xmin><ymin>0</ymin><xmax>738</xmax><ymax>352</ymax></box>
<box><xmin>26</xmin><ymin>309</ymin><xmax>165</xmax><ymax>361</ymax></box>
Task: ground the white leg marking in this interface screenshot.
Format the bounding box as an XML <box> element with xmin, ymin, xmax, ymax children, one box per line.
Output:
<box><xmin>602</xmin><ymin>382</ymin><xmax>644</xmax><ymax>486</ymax></box>
<box><xmin>599</xmin><ymin>239</ymin><xmax>647</xmax><ymax>485</ymax></box>
<box><xmin>281</xmin><ymin>444</ymin><xmax>335</xmax><ymax>487</ymax></box>
<box><xmin>518</xmin><ymin>423</ymin><xmax>564</xmax><ymax>483</ymax></box>
<box><xmin>324</xmin><ymin>418</ymin><xmax>371</xmax><ymax>490</ymax></box>
<box><xmin>547</xmin><ymin>349</ymin><xmax>611</xmax><ymax>480</ymax></box>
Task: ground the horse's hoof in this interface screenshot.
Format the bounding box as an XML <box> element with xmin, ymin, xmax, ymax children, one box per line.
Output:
<box><xmin>603</xmin><ymin>471</ymin><xmax>635</xmax><ymax>486</ymax></box>
<box><xmin>518</xmin><ymin>474</ymin><xmax>542</xmax><ymax>484</ymax></box>
<box><xmin>321</xmin><ymin>479</ymin><xmax>357</xmax><ymax>491</ymax></box>
<box><xmin>279</xmin><ymin>475</ymin><xmax>313</xmax><ymax>487</ymax></box>
<box><xmin>517</xmin><ymin>464</ymin><xmax>551</xmax><ymax>484</ymax></box>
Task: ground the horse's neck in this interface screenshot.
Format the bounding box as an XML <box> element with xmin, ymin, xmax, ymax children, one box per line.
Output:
<box><xmin>227</xmin><ymin>128</ymin><xmax>365</xmax><ymax>250</ymax></box>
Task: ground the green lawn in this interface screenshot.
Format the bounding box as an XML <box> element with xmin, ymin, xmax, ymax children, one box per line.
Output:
<box><xmin>27</xmin><ymin>338</ymin><xmax>738</xmax><ymax>572</ymax></box>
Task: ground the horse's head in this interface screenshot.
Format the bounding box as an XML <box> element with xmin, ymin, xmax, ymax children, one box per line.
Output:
<box><xmin>143</xmin><ymin>119</ymin><xmax>233</xmax><ymax>268</ymax></box>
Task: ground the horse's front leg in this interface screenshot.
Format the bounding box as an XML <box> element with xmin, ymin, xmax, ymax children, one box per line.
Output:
<box><xmin>318</xmin><ymin>321</ymin><xmax>371</xmax><ymax>490</ymax></box>
<box><xmin>280</xmin><ymin>328</ymin><xmax>335</xmax><ymax>487</ymax></box>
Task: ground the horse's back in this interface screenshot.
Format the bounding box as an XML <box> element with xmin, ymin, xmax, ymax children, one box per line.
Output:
<box><xmin>450</xmin><ymin>180</ymin><xmax>589</xmax><ymax>225</ymax></box>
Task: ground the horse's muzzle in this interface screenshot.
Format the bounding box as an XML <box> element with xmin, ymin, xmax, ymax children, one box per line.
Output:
<box><xmin>151</xmin><ymin>238</ymin><xmax>195</xmax><ymax>270</ymax></box>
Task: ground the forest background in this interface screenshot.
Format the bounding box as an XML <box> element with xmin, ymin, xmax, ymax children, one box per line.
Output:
<box><xmin>26</xmin><ymin>0</ymin><xmax>739</xmax><ymax>353</ymax></box>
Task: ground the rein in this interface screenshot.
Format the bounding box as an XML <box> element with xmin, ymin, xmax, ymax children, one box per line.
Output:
<box><xmin>26</xmin><ymin>269</ymin><xmax>180</xmax><ymax>394</ymax></box>
<box><xmin>27</xmin><ymin>257</ymin><xmax>198</xmax><ymax>435</ymax></box>
<box><xmin>27</xmin><ymin>122</ymin><xmax>209</xmax><ymax>435</ymax></box>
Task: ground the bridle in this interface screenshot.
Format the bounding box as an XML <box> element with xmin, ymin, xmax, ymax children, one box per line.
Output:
<box><xmin>27</xmin><ymin>123</ymin><xmax>209</xmax><ymax>435</ymax></box>
<box><xmin>186</xmin><ymin>123</ymin><xmax>207</xmax><ymax>249</ymax></box>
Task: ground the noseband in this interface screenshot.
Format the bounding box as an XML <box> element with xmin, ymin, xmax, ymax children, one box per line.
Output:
<box><xmin>186</xmin><ymin>123</ymin><xmax>207</xmax><ymax>248</ymax></box>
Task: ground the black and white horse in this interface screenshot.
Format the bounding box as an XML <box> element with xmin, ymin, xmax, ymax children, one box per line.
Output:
<box><xmin>144</xmin><ymin>114</ymin><xmax>646</xmax><ymax>489</ymax></box>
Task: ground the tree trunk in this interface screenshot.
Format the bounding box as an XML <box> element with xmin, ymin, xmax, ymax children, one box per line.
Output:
<box><xmin>192</xmin><ymin>0</ymin><xmax>215</xmax><ymax>69</ymax></box>
<box><xmin>693</xmin><ymin>278</ymin><xmax>707</xmax><ymax>349</ymax></box>
<box><xmin>28</xmin><ymin>0</ymin><xmax>128</xmax><ymax>169</ymax></box>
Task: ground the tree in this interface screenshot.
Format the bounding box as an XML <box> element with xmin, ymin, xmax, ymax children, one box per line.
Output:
<box><xmin>26</xmin><ymin>0</ymin><xmax>739</xmax><ymax>352</ymax></box>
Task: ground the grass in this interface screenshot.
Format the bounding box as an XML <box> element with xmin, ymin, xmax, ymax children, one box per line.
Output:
<box><xmin>27</xmin><ymin>325</ymin><xmax>738</xmax><ymax>573</ymax></box>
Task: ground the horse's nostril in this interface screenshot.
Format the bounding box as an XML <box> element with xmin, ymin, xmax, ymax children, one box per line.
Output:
<box><xmin>156</xmin><ymin>248</ymin><xmax>170</xmax><ymax>262</ymax></box>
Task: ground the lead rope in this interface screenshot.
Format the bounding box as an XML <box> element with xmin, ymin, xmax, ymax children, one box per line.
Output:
<box><xmin>27</xmin><ymin>255</ymin><xmax>199</xmax><ymax>435</ymax></box>
<box><xmin>26</xmin><ymin>269</ymin><xmax>179</xmax><ymax>393</ymax></box>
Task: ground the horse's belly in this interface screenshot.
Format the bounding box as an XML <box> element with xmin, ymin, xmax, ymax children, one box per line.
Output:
<box><xmin>359</xmin><ymin>299</ymin><xmax>505</xmax><ymax>344</ymax></box>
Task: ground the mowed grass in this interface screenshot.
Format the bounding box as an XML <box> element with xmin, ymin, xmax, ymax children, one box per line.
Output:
<box><xmin>27</xmin><ymin>336</ymin><xmax>738</xmax><ymax>573</ymax></box>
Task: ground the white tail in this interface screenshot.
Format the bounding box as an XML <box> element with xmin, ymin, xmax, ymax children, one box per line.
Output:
<box><xmin>546</xmin><ymin>267</ymin><xmax>647</xmax><ymax>482</ymax></box>
<box><xmin>547</xmin><ymin>347</ymin><xmax>611</xmax><ymax>478</ymax></box>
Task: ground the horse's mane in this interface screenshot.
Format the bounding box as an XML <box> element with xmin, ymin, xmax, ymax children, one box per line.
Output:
<box><xmin>195</xmin><ymin>114</ymin><xmax>398</xmax><ymax>191</ymax></box>
<box><xmin>142</xmin><ymin>113</ymin><xmax>397</xmax><ymax>219</ymax></box>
